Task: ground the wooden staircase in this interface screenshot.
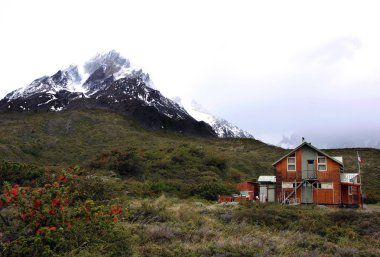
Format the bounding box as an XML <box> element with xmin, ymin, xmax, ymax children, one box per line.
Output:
<box><xmin>282</xmin><ymin>180</ymin><xmax>304</xmax><ymax>204</ymax></box>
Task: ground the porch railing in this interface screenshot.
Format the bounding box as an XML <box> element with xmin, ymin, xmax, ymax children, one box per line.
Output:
<box><xmin>278</xmin><ymin>169</ymin><xmax>341</xmax><ymax>181</ymax></box>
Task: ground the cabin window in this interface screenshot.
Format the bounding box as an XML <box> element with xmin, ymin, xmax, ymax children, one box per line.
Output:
<box><xmin>282</xmin><ymin>182</ymin><xmax>297</xmax><ymax>188</ymax></box>
<box><xmin>314</xmin><ymin>182</ymin><xmax>333</xmax><ymax>189</ymax></box>
<box><xmin>317</xmin><ymin>156</ymin><xmax>327</xmax><ymax>171</ymax></box>
<box><xmin>320</xmin><ymin>182</ymin><xmax>333</xmax><ymax>189</ymax></box>
<box><xmin>287</xmin><ymin>154</ymin><xmax>296</xmax><ymax>171</ymax></box>
<box><xmin>348</xmin><ymin>186</ymin><xmax>353</xmax><ymax>195</ymax></box>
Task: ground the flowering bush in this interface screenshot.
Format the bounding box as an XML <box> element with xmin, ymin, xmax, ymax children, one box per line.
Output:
<box><xmin>0</xmin><ymin>172</ymin><xmax>77</xmax><ymax>236</ymax></box>
<box><xmin>0</xmin><ymin>167</ymin><xmax>130</xmax><ymax>256</ymax></box>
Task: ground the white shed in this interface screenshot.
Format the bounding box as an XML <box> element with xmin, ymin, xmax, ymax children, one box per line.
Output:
<box><xmin>258</xmin><ymin>176</ymin><xmax>276</xmax><ymax>202</ymax></box>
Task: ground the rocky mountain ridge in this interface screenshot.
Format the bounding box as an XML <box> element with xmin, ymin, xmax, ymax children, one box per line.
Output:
<box><xmin>0</xmin><ymin>50</ymin><xmax>253</xmax><ymax>138</ymax></box>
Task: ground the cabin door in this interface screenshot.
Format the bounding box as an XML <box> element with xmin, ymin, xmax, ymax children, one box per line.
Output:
<box><xmin>259</xmin><ymin>185</ymin><xmax>267</xmax><ymax>202</ymax></box>
<box><xmin>267</xmin><ymin>187</ymin><xmax>275</xmax><ymax>202</ymax></box>
<box><xmin>302</xmin><ymin>146</ymin><xmax>316</xmax><ymax>179</ymax></box>
<box><xmin>302</xmin><ymin>183</ymin><xmax>313</xmax><ymax>204</ymax></box>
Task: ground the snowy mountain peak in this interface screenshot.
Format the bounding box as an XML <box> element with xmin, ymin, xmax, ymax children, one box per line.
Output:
<box><xmin>5</xmin><ymin>65</ymin><xmax>84</xmax><ymax>101</ymax></box>
<box><xmin>4</xmin><ymin>50</ymin><xmax>157</xmax><ymax>101</ymax></box>
<box><xmin>174</xmin><ymin>97</ymin><xmax>254</xmax><ymax>139</ymax></box>
<box><xmin>0</xmin><ymin>51</ymin><xmax>216</xmax><ymax>137</ymax></box>
<box><xmin>63</xmin><ymin>65</ymin><xmax>82</xmax><ymax>84</ymax></box>
<box><xmin>190</xmin><ymin>100</ymin><xmax>211</xmax><ymax>115</ymax></box>
<box><xmin>84</xmin><ymin>50</ymin><xmax>131</xmax><ymax>79</ymax></box>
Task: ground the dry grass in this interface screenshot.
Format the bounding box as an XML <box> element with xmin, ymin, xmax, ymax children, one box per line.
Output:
<box><xmin>122</xmin><ymin>196</ymin><xmax>380</xmax><ymax>256</ymax></box>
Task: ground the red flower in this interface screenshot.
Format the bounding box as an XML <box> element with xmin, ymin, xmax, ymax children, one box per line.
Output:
<box><xmin>58</xmin><ymin>175</ymin><xmax>68</xmax><ymax>183</ymax></box>
<box><xmin>50</xmin><ymin>197</ymin><xmax>59</xmax><ymax>207</ymax></box>
<box><xmin>9</xmin><ymin>188</ymin><xmax>18</xmax><ymax>198</ymax></box>
<box><xmin>36</xmin><ymin>228</ymin><xmax>44</xmax><ymax>235</ymax></box>
<box><xmin>110</xmin><ymin>205</ymin><xmax>122</xmax><ymax>215</ymax></box>
<box><xmin>20</xmin><ymin>212</ymin><xmax>27</xmax><ymax>221</ymax></box>
<box><xmin>113</xmin><ymin>216</ymin><xmax>117</xmax><ymax>222</ymax></box>
<box><xmin>24</xmin><ymin>186</ymin><xmax>30</xmax><ymax>191</ymax></box>
<box><xmin>64</xmin><ymin>197</ymin><xmax>70</xmax><ymax>206</ymax></box>
<box><xmin>49</xmin><ymin>226</ymin><xmax>57</xmax><ymax>231</ymax></box>
<box><xmin>34</xmin><ymin>199</ymin><xmax>42</xmax><ymax>209</ymax></box>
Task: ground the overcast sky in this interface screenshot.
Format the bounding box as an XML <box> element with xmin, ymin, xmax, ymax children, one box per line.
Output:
<box><xmin>1</xmin><ymin>0</ymin><xmax>380</xmax><ymax>149</ymax></box>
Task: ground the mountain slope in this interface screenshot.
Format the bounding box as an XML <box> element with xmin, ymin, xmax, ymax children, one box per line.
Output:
<box><xmin>0</xmin><ymin>51</ymin><xmax>215</xmax><ymax>137</ymax></box>
<box><xmin>0</xmin><ymin>109</ymin><xmax>379</xmax><ymax>202</ymax></box>
<box><xmin>173</xmin><ymin>97</ymin><xmax>254</xmax><ymax>138</ymax></box>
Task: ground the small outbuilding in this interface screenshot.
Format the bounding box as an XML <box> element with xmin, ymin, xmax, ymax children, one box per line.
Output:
<box><xmin>258</xmin><ymin>176</ymin><xmax>276</xmax><ymax>202</ymax></box>
<box><xmin>218</xmin><ymin>181</ymin><xmax>259</xmax><ymax>203</ymax></box>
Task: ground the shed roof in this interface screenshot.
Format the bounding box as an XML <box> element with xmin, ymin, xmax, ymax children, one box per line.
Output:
<box><xmin>272</xmin><ymin>142</ymin><xmax>344</xmax><ymax>167</ymax></box>
<box><xmin>340</xmin><ymin>173</ymin><xmax>358</xmax><ymax>183</ymax></box>
<box><xmin>258</xmin><ymin>175</ymin><xmax>276</xmax><ymax>183</ymax></box>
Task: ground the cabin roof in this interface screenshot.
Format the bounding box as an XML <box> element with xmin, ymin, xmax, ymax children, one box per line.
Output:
<box><xmin>340</xmin><ymin>173</ymin><xmax>358</xmax><ymax>183</ymax></box>
<box><xmin>258</xmin><ymin>175</ymin><xmax>276</xmax><ymax>183</ymax></box>
<box><xmin>272</xmin><ymin>142</ymin><xmax>344</xmax><ymax>167</ymax></box>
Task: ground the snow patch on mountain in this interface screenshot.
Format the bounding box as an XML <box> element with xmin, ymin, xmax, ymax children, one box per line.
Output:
<box><xmin>84</xmin><ymin>50</ymin><xmax>130</xmax><ymax>77</ymax></box>
<box><xmin>173</xmin><ymin>97</ymin><xmax>254</xmax><ymax>138</ymax></box>
<box><xmin>6</xmin><ymin>65</ymin><xmax>84</xmax><ymax>100</ymax></box>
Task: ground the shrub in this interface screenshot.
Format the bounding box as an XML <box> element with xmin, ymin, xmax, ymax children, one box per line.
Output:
<box><xmin>205</xmin><ymin>156</ymin><xmax>227</xmax><ymax>171</ymax></box>
<box><xmin>0</xmin><ymin>168</ymin><xmax>130</xmax><ymax>256</ymax></box>
<box><xmin>0</xmin><ymin>160</ymin><xmax>43</xmax><ymax>187</ymax></box>
<box><xmin>75</xmin><ymin>175</ymin><xmax>126</xmax><ymax>201</ymax></box>
<box><xmin>233</xmin><ymin>205</ymin><xmax>298</xmax><ymax>230</ymax></box>
<box><xmin>111</xmin><ymin>150</ymin><xmax>145</xmax><ymax>177</ymax></box>
<box><xmin>145</xmin><ymin>224</ymin><xmax>179</xmax><ymax>243</ymax></box>
<box><xmin>194</xmin><ymin>182</ymin><xmax>234</xmax><ymax>201</ymax></box>
<box><xmin>87</xmin><ymin>149</ymin><xmax>145</xmax><ymax>178</ymax></box>
<box><xmin>363</xmin><ymin>191</ymin><xmax>379</xmax><ymax>204</ymax></box>
<box><xmin>149</xmin><ymin>181</ymin><xmax>170</xmax><ymax>194</ymax></box>
<box><xmin>128</xmin><ymin>200</ymin><xmax>170</xmax><ymax>224</ymax></box>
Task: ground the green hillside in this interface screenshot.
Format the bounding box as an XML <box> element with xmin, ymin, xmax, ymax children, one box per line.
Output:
<box><xmin>0</xmin><ymin>110</ymin><xmax>379</xmax><ymax>201</ymax></box>
<box><xmin>1</xmin><ymin>110</ymin><xmax>380</xmax><ymax>256</ymax></box>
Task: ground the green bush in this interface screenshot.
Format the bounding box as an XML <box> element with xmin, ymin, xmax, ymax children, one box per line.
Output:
<box><xmin>233</xmin><ymin>205</ymin><xmax>298</xmax><ymax>230</ymax></box>
<box><xmin>194</xmin><ymin>182</ymin><xmax>234</xmax><ymax>201</ymax></box>
<box><xmin>75</xmin><ymin>175</ymin><xmax>126</xmax><ymax>201</ymax></box>
<box><xmin>128</xmin><ymin>200</ymin><xmax>171</xmax><ymax>224</ymax></box>
<box><xmin>0</xmin><ymin>160</ymin><xmax>43</xmax><ymax>187</ymax></box>
<box><xmin>363</xmin><ymin>191</ymin><xmax>379</xmax><ymax>204</ymax></box>
<box><xmin>205</xmin><ymin>156</ymin><xmax>227</xmax><ymax>171</ymax></box>
<box><xmin>149</xmin><ymin>181</ymin><xmax>170</xmax><ymax>194</ymax></box>
<box><xmin>111</xmin><ymin>150</ymin><xmax>145</xmax><ymax>177</ymax></box>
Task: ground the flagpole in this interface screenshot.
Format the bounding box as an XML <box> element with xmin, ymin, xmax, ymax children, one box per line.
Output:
<box><xmin>357</xmin><ymin>151</ymin><xmax>363</xmax><ymax>208</ymax></box>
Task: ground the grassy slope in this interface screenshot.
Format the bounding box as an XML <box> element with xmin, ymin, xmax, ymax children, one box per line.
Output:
<box><xmin>1</xmin><ymin>110</ymin><xmax>380</xmax><ymax>256</ymax></box>
<box><xmin>0</xmin><ymin>110</ymin><xmax>379</xmax><ymax>200</ymax></box>
<box><xmin>124</xmin><ymin>196</ymin><xmax>380</xmax><ymax>256</ymax></box>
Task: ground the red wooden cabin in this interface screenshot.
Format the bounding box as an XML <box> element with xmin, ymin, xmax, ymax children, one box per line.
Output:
<box><xmin>236</xmin><ymin>181</ymin><xmax>259</xmax><ymax>200</ymax></box>
<box><xmin>272</xmin><ymin>142</ymin><xmax>362</xmax><ymax>208</ymax></box>
<box><xmin>218</xmin><ymin>181</ymin><xmax>259</xmax><ymax>203</ymax></box>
